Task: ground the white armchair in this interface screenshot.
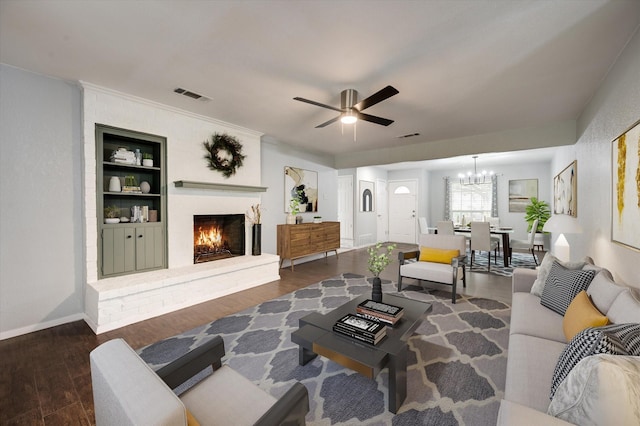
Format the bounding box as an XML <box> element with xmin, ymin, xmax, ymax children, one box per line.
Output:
<box><xmin>90</xmin><ymin>338</ymin><xmax>309</xmax><ymax>426</ymax></box>
<box><xmin>397</xmin><ymin>234</ymin><xmax>467</xmax><ymax>303</ymax></box>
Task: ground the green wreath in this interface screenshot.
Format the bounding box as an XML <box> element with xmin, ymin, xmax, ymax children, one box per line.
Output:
<box><xmin>203</xmin><ymin>133</ymin><xmax>246</xmax><ymax>178</ymax></box>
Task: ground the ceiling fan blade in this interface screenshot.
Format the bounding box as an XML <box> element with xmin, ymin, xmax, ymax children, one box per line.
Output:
<box><xmin>293</xmin><ymin>97</ymin><xmax>343</xmax><ymax>113</ymax></box>
<box><xmin>354</xmin><ymin>85</ymin><xmax>399</xmax><ymax>111</ymax></box>
<box><xmin>316</xmin><ymin>116</ymin><xmax>341</xmax><ymax>128</ymax></box>
<box><xmin>357</xmin><ymin>112</ymin><xmax>394</xmax><ymax>126</ymax></box>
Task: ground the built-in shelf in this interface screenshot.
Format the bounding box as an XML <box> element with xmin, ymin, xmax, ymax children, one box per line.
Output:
<box><xmin>174</xmin><ymin>180</ymin><xmax>268</xmax><ymax>192</ymax></box>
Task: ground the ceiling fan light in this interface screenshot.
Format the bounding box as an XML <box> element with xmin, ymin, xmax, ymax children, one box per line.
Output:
<box><xmin>341</xmin><ymin>111</ymin><xmax>357</xmax><ymax>124</ymax></box>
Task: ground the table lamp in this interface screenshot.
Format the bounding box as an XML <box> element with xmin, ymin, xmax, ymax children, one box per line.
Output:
<box><xmin>542</xmin><ymin>215</ymin><xmax>583</xmax><ymax>262</ymax></box>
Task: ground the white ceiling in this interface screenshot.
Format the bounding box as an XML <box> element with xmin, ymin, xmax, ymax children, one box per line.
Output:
<box><xmin>1</xmin><ymin>0</ymin><xmax>639</xmax><ymax>169</ymax></box>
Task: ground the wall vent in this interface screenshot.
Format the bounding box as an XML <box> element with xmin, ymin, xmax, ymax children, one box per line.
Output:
<box><xmin>174</xmin><ymin>87</ymin><xmax>210</xmax><ymax>102</ymax></box>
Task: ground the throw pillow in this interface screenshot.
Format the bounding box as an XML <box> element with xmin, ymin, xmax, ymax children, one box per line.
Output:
<box><xmin>550</xmin><ymin>323</ymin><xmax>640</xmax><ymax>399</ymax></box>
<box><xmin>562</xmin><ymin>290</ymin><xmax>608</xmax><ymax>341</ymax></box>
<box><xmin>548</xmin><ymin>354</ymin><xmax>640</xmax><ymax>425</ymax></box>
<box><xmin>586</xmin><ymin>269</ymin><xmax>626</xmax><ymax>315</ymax></box>
<box><xmin>607</xmin><ymin>289</ymin><xmax>640</xmax><ymax>324</ymax></box>
<box><xmin>419</xmin><ymin>247</ymin><xmax>460</xmax><ymax>264</ymax></box>
<box><xmin>531</xmin><ymin>254</ymin><xmax>586</xmax><ymax>297</ymax></box>
<box><xmin>540</xmin><ymin>262</ymin><xmax>596</xmax><ymax>316</ymax></box>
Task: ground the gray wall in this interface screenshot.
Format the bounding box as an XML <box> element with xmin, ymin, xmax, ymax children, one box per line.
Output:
<box><xmin>0</xmin><ymin>65</ymin><xmax>84</xmax><ymax>337</ymax></box>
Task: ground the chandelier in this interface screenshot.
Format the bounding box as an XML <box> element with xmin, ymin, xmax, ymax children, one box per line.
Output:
<box><xmin>458</xmin><ymin>155</ymin><xmax>495</xmax><ymax>185</ymax></box>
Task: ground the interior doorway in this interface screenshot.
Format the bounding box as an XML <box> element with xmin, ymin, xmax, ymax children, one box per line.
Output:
<box><xmin>338</xmin><ymin>175</ymin><xmax>354</xmax><ymax>247</ymax></box>
<box><xmin>376</xmin><ymin>178</ymin><xmax>388</xmax><ymax>243</ymax></box>
<box><xmin>388</xmin><ymin>180</ymin><xmax>418</xmax><ymax>244</ymax></box>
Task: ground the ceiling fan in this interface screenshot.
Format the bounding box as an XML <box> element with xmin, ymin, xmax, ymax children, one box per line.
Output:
<box><xmin>293</xmin><ymin>85</ymin><xmax>399</xmax><ymax>128</ymax></box>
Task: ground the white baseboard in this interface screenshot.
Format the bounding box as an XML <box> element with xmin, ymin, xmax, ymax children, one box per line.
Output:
<box><xmin>0</xmin><ymin>313</ymin><xmax>86</xmax><ymax>341</ymax></box>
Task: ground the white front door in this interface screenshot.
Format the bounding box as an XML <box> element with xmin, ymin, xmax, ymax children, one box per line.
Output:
<box><xmin>388</xmin><ymin>180</ymin><xmax>418</xmax><ymax>244</ymax></box>
<box><xmin>338</xmin><ymin>175</ymin><xmax>354</xmax><ymax>247</ymax></box>
<box><xmin>376</xmin><ymin>178</ymin><xmax>388</xmax><ymax>242</ymax></box>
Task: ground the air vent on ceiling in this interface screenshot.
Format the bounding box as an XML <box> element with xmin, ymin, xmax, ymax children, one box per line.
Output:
<box><xmin>397</xmin><ymin>132</ymin><xmax>420</xmax><ymax>139</ymax></box>
<box><xmin>174</xmin><ymin>87</ymin><xmax>210</xmax><ymax>102</ymax></box>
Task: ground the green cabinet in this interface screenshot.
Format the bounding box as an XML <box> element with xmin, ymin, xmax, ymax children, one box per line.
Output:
<box><xmin>96</xmin><ymin>124</ymin><xmax>167</xmax><ymax>278</ymax></box>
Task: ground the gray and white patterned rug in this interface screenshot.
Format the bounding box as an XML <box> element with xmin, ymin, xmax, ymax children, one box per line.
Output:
<box><xmin>467</xmin><ymin>251</ymin><xmax>538</xmax><ymax>276</ymax></box>
<box><xmin>139</xmin><ymin>273</ymin><xmax>511</xmax><ymax>425</ymax></box>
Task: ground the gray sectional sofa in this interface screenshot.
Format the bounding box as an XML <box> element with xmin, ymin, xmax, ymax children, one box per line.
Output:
<box><xmin>497</xmin><ymin>257</ymin><xmax>640</xmax><ymax>425</ymax></box>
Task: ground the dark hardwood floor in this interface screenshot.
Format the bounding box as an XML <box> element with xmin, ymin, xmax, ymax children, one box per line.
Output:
<box><xmin>0</xmin><ymin>243</ymin><xmax>522</xmax><ymax>425</ymax></box>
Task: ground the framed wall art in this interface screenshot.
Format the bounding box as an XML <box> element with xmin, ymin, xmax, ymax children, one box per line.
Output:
<box><xmin>284</xmin><ymin>166</ymin><xmax>318</xmax><ymax>213</ymax></box>
<box><xmin>508</xmin><ymin>179</ymin><xmax>538</xmax><ymax>212</ymax></box>
<box><xmin>553</xmin><ymin>161</ymin><xmax>577</xmax><ymax>217</ymax></box>
<box><xmin>612</xmin><ymin>119</ymin><xmax>640</xmax><ymax>251</ymax></box>
<box><xmin>359</xmin><ymin>180</ymin><xmax>375</xmax><ymax>212</ymax></box>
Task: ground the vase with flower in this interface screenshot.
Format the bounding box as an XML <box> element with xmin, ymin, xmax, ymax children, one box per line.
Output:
<box><xmin>367</xmin><ymin>242</ymin><xmax>397</xmax><ymax>302</ymax></box>
<box><xmin>246</xmin><ymin>204</ymin><xmax>262</xmax><ymax>255</ymax></box>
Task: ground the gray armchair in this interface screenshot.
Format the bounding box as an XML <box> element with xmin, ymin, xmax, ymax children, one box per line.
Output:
<box><xmin>90</xmin><ymin>337</ymin><xmax>309</xmax><ymax>425</ymax></box>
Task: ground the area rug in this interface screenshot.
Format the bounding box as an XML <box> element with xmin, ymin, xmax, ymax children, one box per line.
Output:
<box><xmin>467</xmin><ymin>251</ymin><xmax>538</xmax><ymax>276</ymax></box>
<box><xmin>138</xmin><ymin>273</ymin><xmax>511</xmax><ymax>425</ymax></box>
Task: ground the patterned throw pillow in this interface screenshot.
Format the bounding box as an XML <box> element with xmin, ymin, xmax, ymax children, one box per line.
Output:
<box><xmin>550</xmin><ymin>323</ymin><xmax>640</xmax><ymax>399</ymax></box>
<box><xmin>531</xmin><ymin>254</ymin><xmax>586</xmax><ymax>297</ymax></box>
<box><xmin>540</xmin><ymin>262</ymin><xmax>596</xmax><ymax>316</ymax></box>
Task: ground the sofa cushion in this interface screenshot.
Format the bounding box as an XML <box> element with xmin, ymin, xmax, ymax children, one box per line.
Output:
<box><xmin>607</xmin><ymin>289</ymin><xmax>640</xmax><ymax>324</ymax></box>
<box><xmin>548</xmin><ymin>354</ymin><xmax>640</xmax><ymax>426</ymax></box>
<box><xmin>531</xmin><ymin>254</ymin><xmax>586</xmax><ymax>297</ymax></box>
<box><xmin>550</xmin><ymin>323</ymin><xmax>640</xmax><ymax>399</ymax></box>
<box><xmin>586</xmin><ymin>270</ymin><xmax>626</xmax><ymax>315</ymax></box>
<box><xmin>400</xmin><ymin>261</ymin><xmax>461</xmax><ymax>283</ymax></box>
<box><xmin>510</xmin><ymin>292</ymin><xmax>566</xmax><ymax>343</ymax></box>
<box><xmin>419</xmin><ymin>247</ymin><xmax>459</xmax><ymax>264</ymax></box>
<box><xmin>563</xmin><ymin>291</ymin><xmax>609</xmax><ymax>341</ymax></box>
<box><xmin>504</xmin><ymin>334</ymin><xmax>567</xmax><ymax>412</ymax></box>
<box><xmin>540</xmin><ymin>262</ymin><xmax>596</xmax><ymax>316</ymax></box>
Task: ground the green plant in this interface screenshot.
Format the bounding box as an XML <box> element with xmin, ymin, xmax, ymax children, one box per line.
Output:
<box><xmin>104</xmin><ymin>205</ymin><xmax>120</xmax><ymax>218</ymax></box>
<box><xmin>289</xmin><ymin>189</ymin><xmax>303</xmax><ymax>215</ymax></box>
<box><xmin>142</xmin><ymin>152</ymin><xmax>153</xmax><ymax>160</ymax></box>
<box><xmin>367</xmin><ymin>242</ymin><xmax>397</xmax><ymax>277</ymax></box>
<box><xmin>524</xmin><ymin>197</ymin><xmax>550</xmax><ymax>232</ymax></box>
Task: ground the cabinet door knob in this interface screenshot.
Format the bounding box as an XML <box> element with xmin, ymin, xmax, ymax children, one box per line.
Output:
<box><xmin>138</xmin><ymin>235</ymin><xmax>143</xmax><ymax>238</ymax></box>
<box><xmin>127</xmin><ymin>235</ymin><xmax>132</xmax><ymax>239</ymax></box>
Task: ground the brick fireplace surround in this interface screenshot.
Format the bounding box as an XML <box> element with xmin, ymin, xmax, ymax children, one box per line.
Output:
<box><xmin>82</xmin><ymin>83</ymin><xmax>279</xmax><ymax>334</ymax></box>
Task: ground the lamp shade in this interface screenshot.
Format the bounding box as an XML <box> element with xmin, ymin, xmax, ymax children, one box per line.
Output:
<box><xmin>542</xmin><ymin>215</ymin><xmax>583</xmax><ymax>234</ymax></box>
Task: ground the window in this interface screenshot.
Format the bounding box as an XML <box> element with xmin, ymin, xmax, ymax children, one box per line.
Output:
<box><xmin>449</xmin><ymin>181</ymin><xmax>493</xmax><ymax>225</ymax></box>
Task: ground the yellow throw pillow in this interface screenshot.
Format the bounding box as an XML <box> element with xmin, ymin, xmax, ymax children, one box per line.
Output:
<box><xmin>563</xmin><ymin>290</ymin><xmax>609</xmax><ymax>341</ymax></box>
<box><xmin>186</xmin><ymin>409</ymin><xmax>200</xmax><ymax>426</ymax></box>
<box><xmin>419</xmin><ymin>247</ymin><xmax>460</xmax><ymax>264</ymax></box>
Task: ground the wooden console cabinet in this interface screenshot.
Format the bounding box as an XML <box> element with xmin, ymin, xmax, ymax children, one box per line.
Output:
<box><xmin>277</xmin><ymin>222</ymin><xmax>340</xmax><ymax>270</ymax></box>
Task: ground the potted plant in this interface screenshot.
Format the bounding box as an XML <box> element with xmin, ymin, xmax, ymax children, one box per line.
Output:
<box><xmin>104</xmin><ymin>205</ymin><xmax>121</xmax><ymax>224</ymax></box>
<box><xmin>142</xmin><ymin>153</ymin><xmax>153</xmax><ymax>167</ymax></box>
<box><xmin>313</xmin><ymin>216</ymin><xmax>322</xmax><ymax>224</ymax></box>
<box><xmin>287</xmin><ymin>190</ymin><xmax>302</xmax><ymax>224</ymax></box>
<box><xmin>367</xmin><ymin>242</ymin><xmax>397</xmax><ymax>302</ymax></box>
<box><xmin>524</xmin><ymin>197</ymin><xmax>550</xmax><ymax>232</ymax></box>
<box><xmin>246</xmin><ymin>204</ymin><xmax>262</xmax><ymax>255</ymax></box>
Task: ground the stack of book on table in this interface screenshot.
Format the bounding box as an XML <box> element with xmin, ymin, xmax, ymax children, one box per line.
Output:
<box><xmin>333</xmin><ymin>314</ymin><xmax>387</xmax><ymax>345</ymax></box>
<box><xmin>356</xmin><ymin>299</ymin><xmax>404</xmax><ymax>325</ymax></box>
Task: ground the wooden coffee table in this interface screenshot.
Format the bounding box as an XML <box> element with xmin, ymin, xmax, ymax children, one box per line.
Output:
<box><xmin>291</xmin><ymin>294</ymin><xmax>432</xmax><ymax>413</ymax></box>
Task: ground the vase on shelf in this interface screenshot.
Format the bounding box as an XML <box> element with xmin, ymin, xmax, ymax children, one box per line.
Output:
<box><xmin>286</xmin><ymin>213</ymin><xmax>296</xmax><ymax>224</ymax></box>
<box><xmin>252</xmin><ymin>224</ymin><xmax>262</xmax><ymax>256</ymax></box>
<box><xmin>371</xmin><ymin>276</ymin><xmax>383</xmax><ymax>302</ymax></box>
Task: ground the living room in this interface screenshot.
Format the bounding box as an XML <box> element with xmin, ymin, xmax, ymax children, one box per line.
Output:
<box><xmin>1</xmin><ymin>1</ymin><xmax>640</xmax><ymax>424</ymax></box>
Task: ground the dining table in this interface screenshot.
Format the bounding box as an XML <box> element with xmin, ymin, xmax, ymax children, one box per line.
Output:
<box><xmin>452</xmin><ymin>227</ymin><xmax>514</xmax><ymax>267</ymax></box>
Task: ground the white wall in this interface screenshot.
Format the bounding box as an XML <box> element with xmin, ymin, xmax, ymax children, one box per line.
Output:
<box><xmin>260</xmin><ymin>140</ymin><xmax>337</xmax><ymax>258</ymax></box>
<box><xmin>565</xmin><ymin>27</ymin><xmax>640</xmax><ymax>289</ymax></box>
<box><xmin>0</xmin><ymin>65</ymin><xmax>85</xmax><ymax>338</ymax></box>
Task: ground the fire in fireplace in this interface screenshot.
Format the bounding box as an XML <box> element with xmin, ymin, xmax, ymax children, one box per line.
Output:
<box><xmin>193</xmin><ymin>214</ymin><xmax>245</xmax><ymax>264</ymax></box>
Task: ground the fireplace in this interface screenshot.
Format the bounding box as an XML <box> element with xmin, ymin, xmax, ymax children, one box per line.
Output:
<box><xmin>194</xmin><ymin>214</ymin><xmax>245</xmax><ymax>263</ymax></box>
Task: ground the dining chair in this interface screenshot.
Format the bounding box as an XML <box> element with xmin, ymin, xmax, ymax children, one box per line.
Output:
<box><xmin>509</xmin><ymin>218</ymin><xmax>539</xmax><ymax>265</ymax></box>
<box><xmin>419</xmin><ymin>217</ymin><xmax>429</xmax><ymax>234</ymax></box>
<box><xmin>487</xmin><ymin>217</ymin><xmax>502</xmax><ymax>252</ymax></box>
<box><xmin>470</xmin><ymin>221</ymin><xmax>499</xmax><ymax>271</ymax></box>
<box><xmin>436</xmin><ymin>220</ymin><xmax>455</xmax><ymax>235</ymax></box>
